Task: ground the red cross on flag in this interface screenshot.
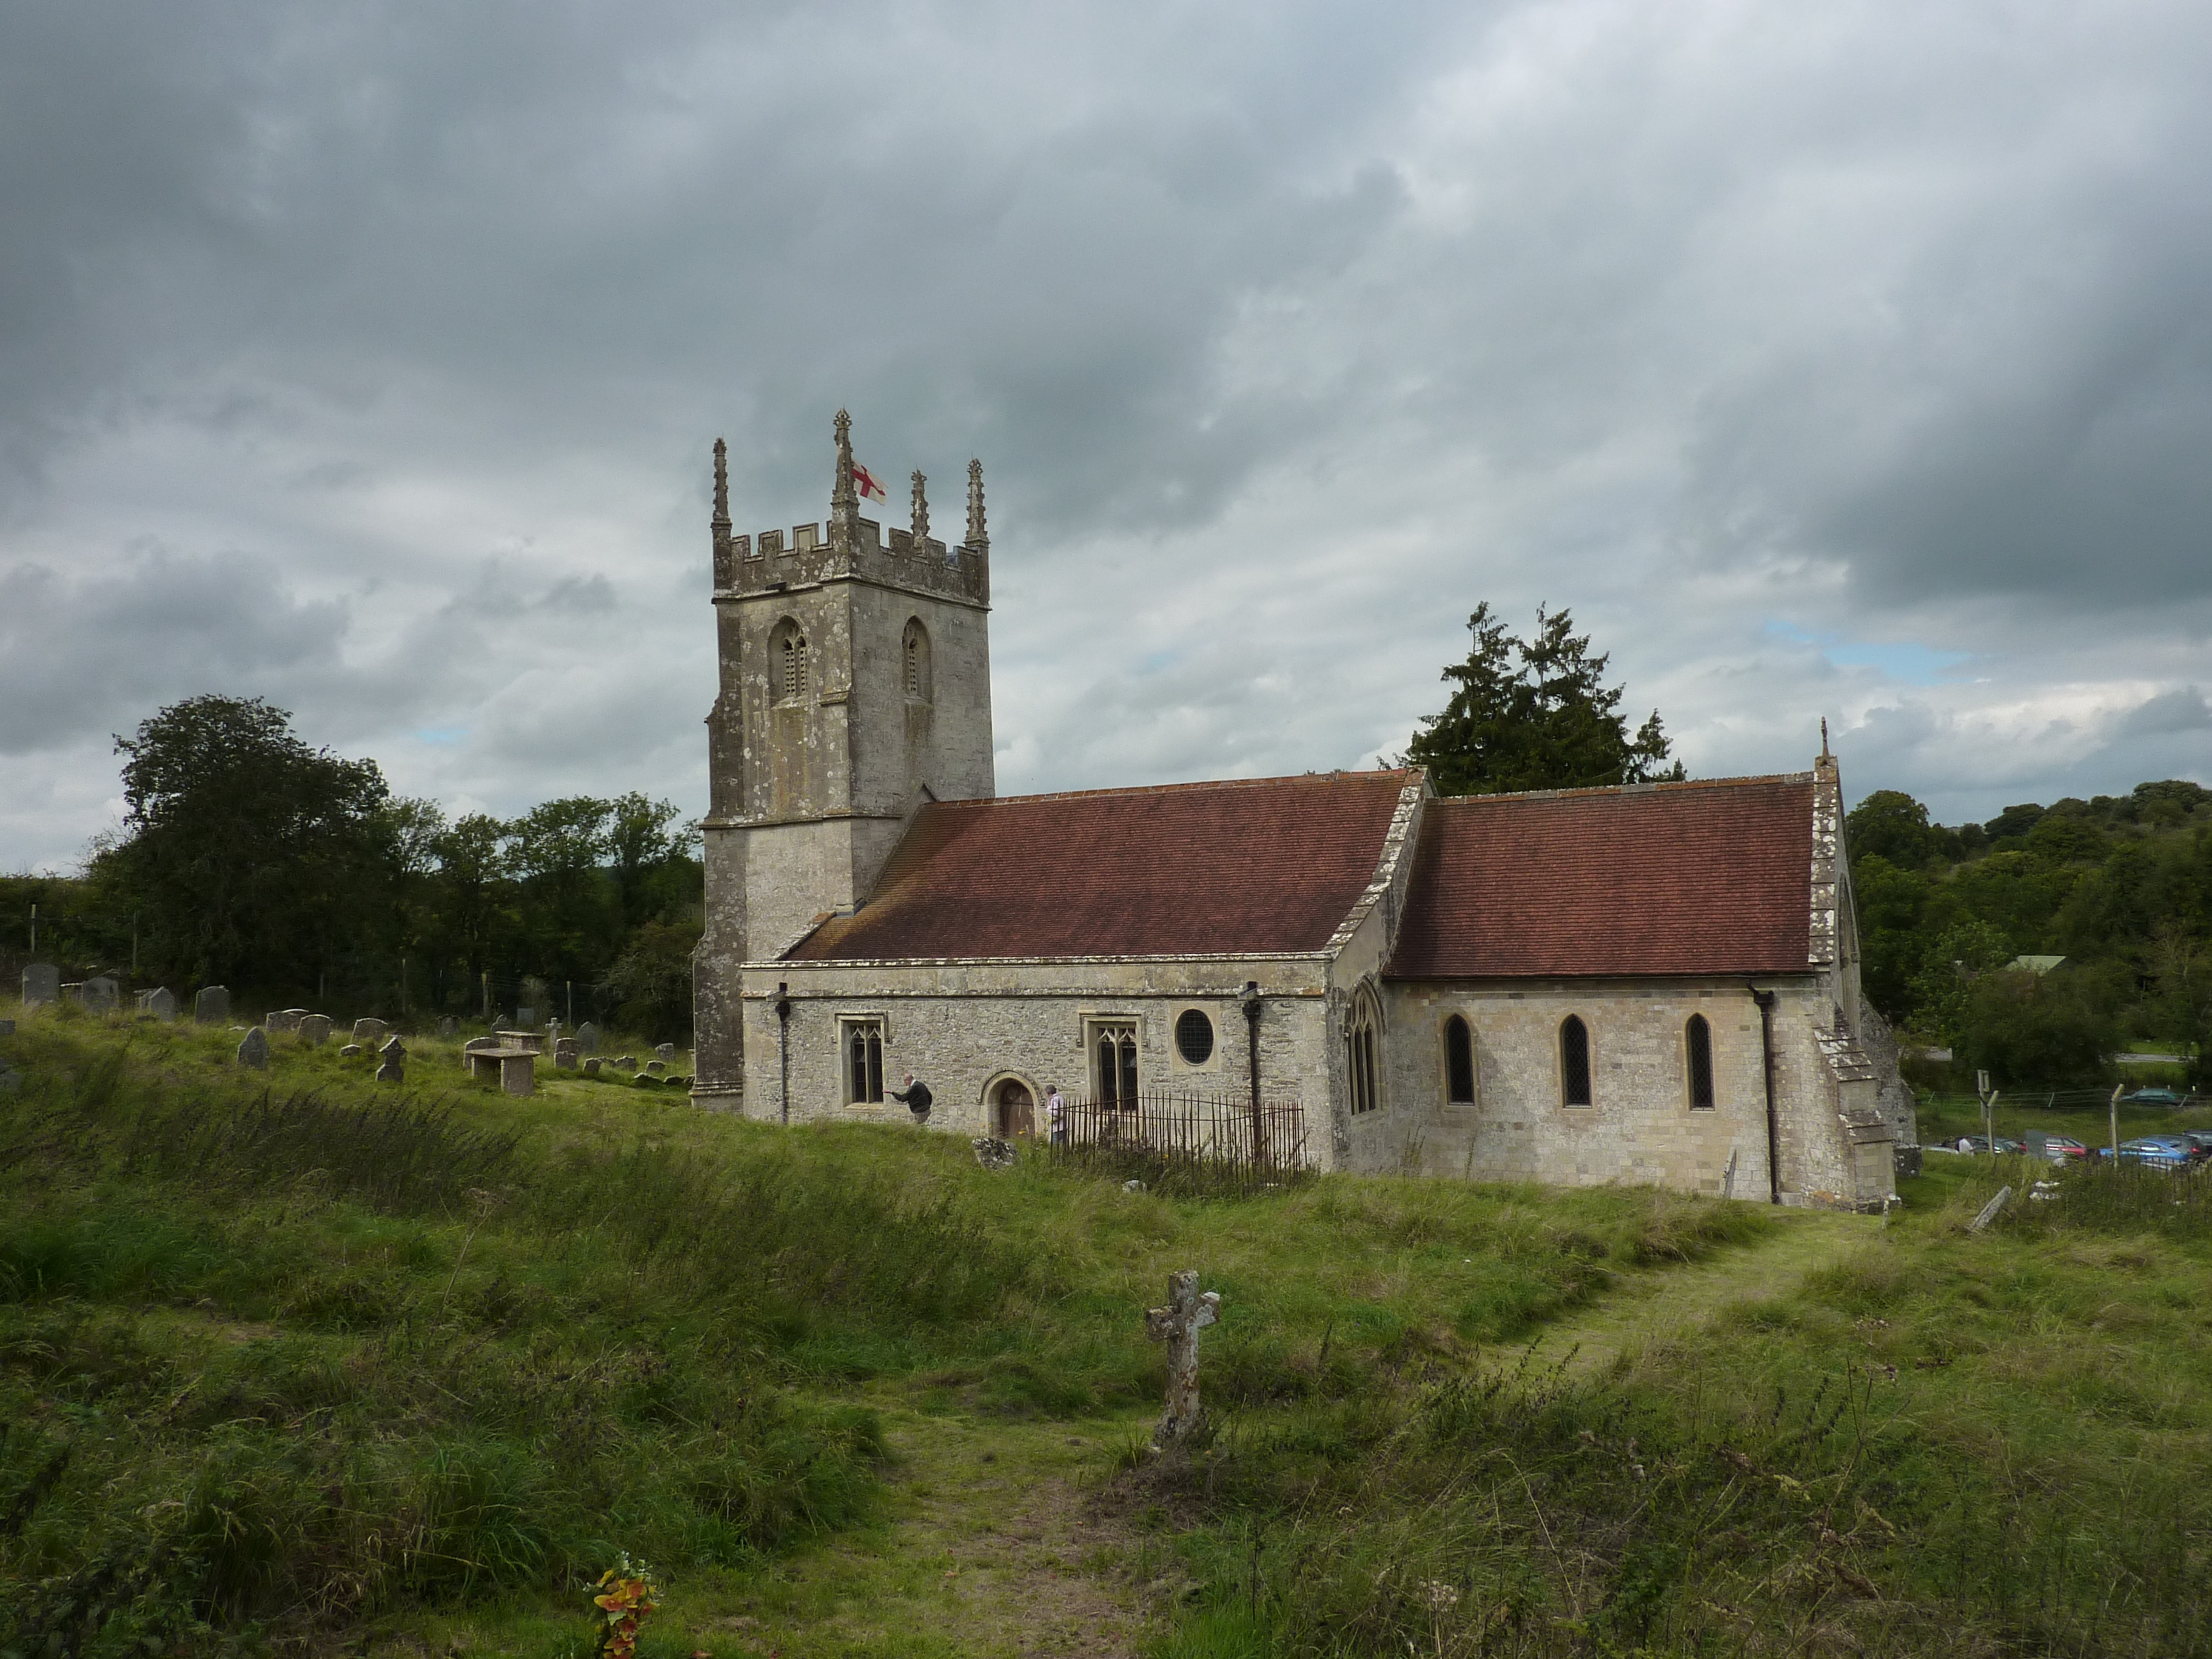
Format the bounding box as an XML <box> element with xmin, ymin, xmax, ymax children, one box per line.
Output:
<box><xmin>852</xmin><ymin>463</ymin><xmax>887</xmax><ymax>501</ymax></box>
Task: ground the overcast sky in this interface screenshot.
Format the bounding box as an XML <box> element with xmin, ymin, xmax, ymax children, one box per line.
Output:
<box><xmin>3</xmin><ymin>0</ymin><xmax>2208</xmax><ymax>871</ymax></box>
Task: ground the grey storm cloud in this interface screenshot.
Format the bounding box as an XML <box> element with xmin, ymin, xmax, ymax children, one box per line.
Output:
<box><xmin>2</xmin><ymin>0</ymin><xmax>2210</xmax><ymax>868</ymax></box>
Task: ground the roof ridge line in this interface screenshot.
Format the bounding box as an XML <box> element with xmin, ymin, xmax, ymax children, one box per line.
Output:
<box><xmin>1432</xmin><ymin>771</ymin><xmax>1814</xmax><ymax>806</ymax></box>
<box><xmin>929</xmin><ymin>769</ymin><xmax>1415</xmax><ymax>809</ymax></box>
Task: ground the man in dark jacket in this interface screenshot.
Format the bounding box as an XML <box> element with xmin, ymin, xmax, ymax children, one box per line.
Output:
<box><xmin>891</xmin><ymin>1073</ymin><xmax>933</xmax><ymax>1125</ymax></box>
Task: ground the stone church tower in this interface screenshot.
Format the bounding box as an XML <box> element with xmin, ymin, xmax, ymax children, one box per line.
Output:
<box><xmin>692</xmin><ymin>412</ymin><xmax>996</xmax><ymax>1103</ymax></box>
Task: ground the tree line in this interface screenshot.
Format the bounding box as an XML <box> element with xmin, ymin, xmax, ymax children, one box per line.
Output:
<box><xmin>2</xmin><ymin>695</ymin><xmax>702</xmax><ymax>1037</ymax></box>
<box><xmin>1848</xmin><ymin>782</ymin><xmax>2212</xmax><ymax>1088</ymax></box>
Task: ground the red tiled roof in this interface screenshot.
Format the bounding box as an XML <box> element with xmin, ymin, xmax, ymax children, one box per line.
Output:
<box><xmin>1386</xmin><ymin>776</ymin><xmax>1816</xmax><ymax>979</ymax></box>
<box><xmin>785</xmin><ymin>771</ymin><xmax>1414</xmax><ymax>962</ymax></box>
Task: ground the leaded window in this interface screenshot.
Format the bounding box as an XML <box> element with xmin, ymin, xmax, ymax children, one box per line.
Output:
<box><xmin>1444</xmin><ymin>1014</ymin><xmax>1475</xmax><ymax>1104</ymax></box>
<box><xmin>1095</xmin><ymin>1021</ymin><xmax>1139</xmax><ymax>1106</ymax></box>
<box><xmin>845</xmin><ymin>1019</ymin><xmax>884</xmax><ymax>1104</ymax></box>
<box><xmin>1347</xmin><ymin>991</ymin><xmax>1381</xmax><ymax>1115</ymax></box>
<box><xmin>1560</xmin><ymin>1015</ymin><xmax>1592</xmax><ymax>1108</ymax></box>
<box><xmin>1686</xmin><ymin>1014</ymin><xmax>1715</xmax><ymax>1110</ymax></box>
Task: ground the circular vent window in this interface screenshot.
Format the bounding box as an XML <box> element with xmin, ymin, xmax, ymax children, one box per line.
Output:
<box><xmin>1175</xmin><ymin>1008</ymin><xmax>1215</xmax><ymax>1065</ymax></box>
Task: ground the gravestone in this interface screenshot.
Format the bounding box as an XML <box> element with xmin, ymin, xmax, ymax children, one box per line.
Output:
<box><xmin>582</xmin><ymin>1056</ymin><xmax>603</xmax><ymax>1076</ymax></box>
<box><xmin>352</xmin><ymin>1017</ymin><xmax>387</xmax><ymax>1044</ymax></box>
<box><xmin>972</xmin><ymin>1136</ymin><xmax>1017</xmax><ymax>1170</ymax></box>
<box><xmin>644</xmin><ymin>1059</ymin><xmax>667</xmax><ymax>1078</ymax></box>
<box><xmin>1145</xmin><ymin>1270</ymin><xmax>1222</xmax><ymax>1449</ymax></box>
<box><xmin>237</xmin><ymin>1027</ymin><xmax>270</xmax><ymax>1070</ymax></box>
<box><xmin>377</xmin><ymin>1036</ymin><xmax>406</xmax><ymax>1084</ymax></box>
<box><xmin>340</xmin><ymin>1044</ymin><xmax>363</xmax><ymax>1058</ymax></box>
<box><xmin>654</xmin><ymin>1043</ymin><xmax>675</xmax><ymax>1065</ymax></box>
<box><xmin>516</xmin><ymin>1006</ymin><xmax>536</xmax><ymax>1028</ymax></box>
<box><xmin>437</xmin><ymin>1016</ymin><xmax>458</xmax><ymax>1037</ymax></box>
<box><xmin>575</xmin><ymin>1022</ymin><xmax>600</xmax><ymax>1055</ymax></box>
<box><xmin>298</xmin><ymin>1013</ymin><xmax>333</xmax><ymax>1046</ymax></box>
<box><xmin>22</xmin><ymin>965</ymin><xmax>59</xmax><ymax>1008</ymax></box>
<box><xmin>614</xmin><ymin>1055</ymin><xmax>637</xmax><ymax>1073</ymax></box>
<box><xmin>461</xmin><ymin>1036</ymin><xmax>498</xmax><ymax>1069</ymax></box>
<box><xmin>0</xmin><ymin>1067</ymin><xmax>20</xmax><ymax>1095</ymax></box>
<box><xmin>194</xmin><ymin>985</ymin><xmax>230</xmax><ymax>1024</ymax></box>
<box><xmin>0</xmin><ymin>1019</ymin><xmax>15</xmax><ymax>1036</ymax></box>
<box><xmin>139</xmin><ymin>987</ymin><xmax>178</xmax><ymax>1021</ymax></box>
<box><xmin>554</xmin><ymin>1039</ymin><xmax>580</xmax><ymax>1070</ymax></box>
<box><xmin>81</xmin><ymin>977</ymin><xmax>119</xmax><ymax>1014</ymax></box>
<box><xmin>267</xmin><ymin>1010</ymin><xmax>305</xmax><ymax>1036</ymax></box>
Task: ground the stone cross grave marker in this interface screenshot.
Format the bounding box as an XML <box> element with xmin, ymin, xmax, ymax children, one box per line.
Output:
<box><xmin>1145</xmin><ymin>1270</ymin><xmax>1222</xmax><ymax>1449</ymax></box>
<box><xmin>237</xmin><ymin>1027</ymin><xmax>270</xmax><ymax>1070</ymax></box>
<box><xmin>193</xmin><ymin>985</ymin><xmax>229</xmax><ymax>1024</ymax></box>
<box><xmin>377</xmin><ymin>1036</ymin><xmax>407</xmax><ymax>1084</ymax></box>
<box><xmin>22</xmin><ymin>965</ymin><xmax>59</xmax><ymax>1008</ymax></box>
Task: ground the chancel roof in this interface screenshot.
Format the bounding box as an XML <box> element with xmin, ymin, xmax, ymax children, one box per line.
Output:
<box><xmin>783</xmin><ymin>770</ymin><xmax>1416</xmax><ymax>962</ymax></box>
<box><xmin>1386</xmin><ymin>776</ymin><xmax>1817</xmax><ymax>979</ymax></box>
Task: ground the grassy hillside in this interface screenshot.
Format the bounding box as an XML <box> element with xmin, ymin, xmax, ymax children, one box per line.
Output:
<box><xmin>4</xmin><ymin>1007</ymin><xmax>2211</xmax><ymax>1657</ymax></box>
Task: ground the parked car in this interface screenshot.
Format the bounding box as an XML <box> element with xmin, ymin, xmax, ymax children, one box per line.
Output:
<box><xmin>2117</xmin><ymin>1135</ymin><xmax>2193</xmax><ymax>1171</ymax></box>
<box><xmin>1954</xmin><ymin>1134</ymin><xmax>2025</xmax><ymax>1155</ymax></box>
<box><xmin>2022</xmin><ymin>1132</ymin><xmax>2090</xmax><ymax>1161</ymax></box>
<box><xmin>2170</xmin><ymin>1128</ymin><xmax>2212</xmax><ymax>1162</ymax></box>
<box><xmin>2122</xmin><ymin>1087</ymin><xmax>2186</xmax><ymax>1107</ymax></box>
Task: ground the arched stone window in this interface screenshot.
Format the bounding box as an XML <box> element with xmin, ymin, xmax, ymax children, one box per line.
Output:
<box><xmin>902</xmin><ymin>618</ymin><xmax>932</xmax><ymax>702</ymax></box>
<box><xmin>1686</xmin><ymin>1013</ymin><xmax>1715</xmax><ymax>1110</ymax></box>
<box><xmin>1094</xmin><ymin>1021</ymin><xmax>1139</xmax><ymax>1106</ymax></box>
<box><xmin>1346</xmin><ymin>987</ymin><xmax>1381</xmax><ymax>1115</ymax></box>
<box><xmin>772</xmin><ymin>620</ymin><xmax>809</xmax><ymax>704</ymax></box>
<box><xmin>1560</xmin><ymin>1015</ymin><xmax>1592</xmax><ymax>1108</ymax></box>
<box><xmin>1444</xmin><ymin>1014</ymin><xmax>1475</xmax><ymax>1104</ymax></box>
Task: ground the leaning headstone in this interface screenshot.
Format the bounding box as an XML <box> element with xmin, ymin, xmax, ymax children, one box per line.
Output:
<box><xmin>654</xmin><ymin>1043</ymin><xmax>675</xmax><ymax>1066</ymax></box>
<box><xmin>237</xmin><ymin>1027</ymin><xmax>270</xmax><ymax>1070</ymax></box>
<box><xmin>1969</xmin><ymin>1185</ymin><xmax>2014</xmax><ymax>1233</ymax></box>
<box><xmin>582</xmin><ymin>1056</ymin><xmax>603</xmax><ymax>1076</ymax></box>
<box><xmin>554</xmin><ymin>1039</ymin><xmax>580</xmax><ymax>1070</ymax></box>
<box><xmin>376</xmin><ymin>1036</ymin><xmax>406</xmax><ymax>1084</ymax></box>
<box><xmin>437</xmin><ymin>1016</ymin><xmax>457</xmax><ymax>1037</ymax></box>
<box><xmin>81</xmin><ymin>977</ymin><xmax>120</xmax><ymax>1014</ymax></box>
<box><xmin>1145</xmin><ymin>1270</ymin><xmax>1222</xmax><ymax>1449</ymax></box>
<box><xmin>193</xmin><ymin>985</ymin><xmax>229</xmax><ymax>1024</ymax></box>
<box><xmin>22</xmin><ymin>965</ymin><xmax>60</xmax><ymax>1009</ymax></box>
<box><xmin>575</xmin><ymin>1021</ymin><xmax>600</xmax><ymax>1055</ymax></box>
<box><xmin>298</xmin><ymin>1013</ymin><xmax>333</xmax><ymax>1046</ymax></box>
<box><xmin>614</xmin><ymin>1055</ymin><xmax>637</xmax><ymax>1073</ymax></box>
<box><xmin>340</xmin><ymin>1043</ymin><xmax>363</xmax><ymax>1059</ymax></box>
<box><xmin>644</xmin><ymin>1059</ymin><xmax>667</xmax><ymax>1078</ymax></box>
<box><xmin>266</xmin><ymin>1010</ymin><xmax>305</xmax><ymax>1036</ymax></box>
<box><xmin>138</xmin><ymin>987</ymin><xmax>178</xmax><ymax>1022</ymax></box>
<box><xmin>353</xmin><ymin>1017</ymin><xmax>389</xmax><ymax>1044</ymax></box>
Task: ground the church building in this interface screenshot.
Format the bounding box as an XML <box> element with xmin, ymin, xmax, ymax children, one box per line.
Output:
<box><xmin>692</xmin><ymin>415</ymin><xmax>1911</xmax><ymax>1211</ymax></box>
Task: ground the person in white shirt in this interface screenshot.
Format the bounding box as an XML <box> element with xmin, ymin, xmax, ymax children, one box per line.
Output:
<box><xmin>1045</xmin><ymin>1084</ymin><xmax>1066</xmax><ymax>1145</ymax></box>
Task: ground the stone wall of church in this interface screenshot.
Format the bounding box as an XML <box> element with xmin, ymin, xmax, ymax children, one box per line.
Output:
<box><xmin>731</xmin><ymin>956</ymin><xmax>1350</xmax><ymax>1165</ymax></box>
<box><xmin>1364</xmin><ymin>976</ymin><xmax>1889</xmax><ymax>1207</ymax></box>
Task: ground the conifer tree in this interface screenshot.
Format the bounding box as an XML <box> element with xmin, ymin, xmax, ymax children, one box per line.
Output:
<box><xmin>1405</xmin><ymin>603</ymin><xmax>1684</xmax><ymax>795</ymax></box>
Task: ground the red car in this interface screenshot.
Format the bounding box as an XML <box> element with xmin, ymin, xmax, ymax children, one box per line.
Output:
<box><xmin>2023</xmin><ymin>1132</ymin><xmax>2090</xmax><ymax>1161</ymax></box>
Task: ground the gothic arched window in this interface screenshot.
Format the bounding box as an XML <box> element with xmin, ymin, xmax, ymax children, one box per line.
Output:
<box><xmin>1686</xmin><ymin>1013</ymin><xmax>1715</xmax><ymax>1110</ymax></box>
<box><xmin>1095</xmin><ymin>1021</ymin><xmax>1139</xmax><ymax>1107</ymax></box>
<box><xmin>903</xmin><ymin>618</ymin><xmax>932</xmax><ymax>702</ymax></box>
<box><xmin>1444</xmin><ymin>1014</ymin><xmax>1475</xmax><ymax>1104</ymax></box>
<box><xmin>1560</xmin><ymin>1015</ymin><xmax>1592</xmax><ymax>1108</ymax></box>
<box><xmin>772</xmin><ymin>621</ymin><xmax>808</xmax><ymax>704</ymax></box>
<box><xmin>1347</xmin><ymin>988</ymin><xmax>1381</xmax><ymax>1115</ymax></box>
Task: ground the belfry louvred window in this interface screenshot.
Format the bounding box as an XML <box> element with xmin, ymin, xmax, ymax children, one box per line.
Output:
<box><xmin>780</xmin><ymin>632</ymin><xmax>808</xmax><ymax>702</ymax></box>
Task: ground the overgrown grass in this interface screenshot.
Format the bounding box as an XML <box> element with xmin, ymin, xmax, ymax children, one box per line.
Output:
<box><xmin>0</xmin><ymin>1011</ymin><xmax>1774</xmax><ymax>1657</ymax></box>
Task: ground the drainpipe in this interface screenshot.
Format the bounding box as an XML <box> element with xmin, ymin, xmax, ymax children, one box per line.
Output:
<box><xmin>1749</xmin><ymin>985</ymin><xmax>1781</xmax><ymax>1204</ymax></box>
<box><xmin>775</xmin><ymin>982</ymin><xmax>793</xmax><ymax>1127</ymax></box>
<box><xmin>1242</xmin><ymin>980</ymin><xmax>1264</xmax><ymax>1164</ymax></box>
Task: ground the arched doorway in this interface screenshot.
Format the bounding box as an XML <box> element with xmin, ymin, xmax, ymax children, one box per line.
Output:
<box><xmin>994</xmin><ymin>1078</ymin><xmax>1036</xmax><ymax>1139</ymax></box>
